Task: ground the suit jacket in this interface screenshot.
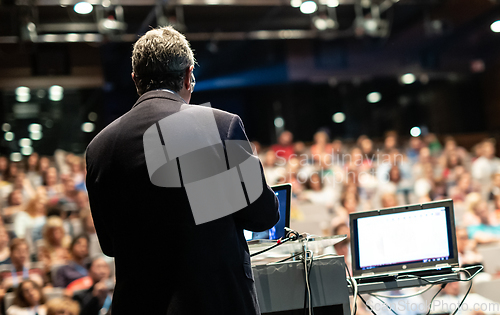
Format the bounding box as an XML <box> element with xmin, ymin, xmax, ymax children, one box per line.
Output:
<box><xmin>85</xmin><ymin>90</ymin><xmax>279</xmax><ymax>315</ymax></box>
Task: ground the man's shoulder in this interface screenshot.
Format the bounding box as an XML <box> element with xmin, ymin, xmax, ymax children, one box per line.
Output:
<box><xmin>186</xmin><ymin>103</ymin><xmax>238</xmax><ymax>121</ymax></box>
<box><xmin>86</xmin><ymin>115</ymin><xmax>123</xmax><ymax>155</ymax></box>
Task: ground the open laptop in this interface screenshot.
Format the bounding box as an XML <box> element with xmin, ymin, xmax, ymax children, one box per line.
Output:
<box><xmin>349</xmin><ymin>199</ymin><xmax>459</xmax><ymax>283</ymax></box>
<box><xmin>245</xmin><ymin>183</ymin><xmax>291</xmax><ymax>242</ymax></box>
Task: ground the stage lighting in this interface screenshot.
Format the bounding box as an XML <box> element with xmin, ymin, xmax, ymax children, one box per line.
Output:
<box><xmin>4</xmin><ymin>132</ymin><xmax>14</xmax><ymax>142</ymax></box>
<box><xmin>74</xmin><ymin>2</ymin><xmax>93</xmax><ymax>14</ymax></box>
<box><xmin>30</xmin><ymin>131</ymin><xmax>42</xmax><ymax>141</ymax></box>
<box><xmin>401</xmin><ymin>73</ymin><xmax>416</xmax><ymax>85</ymax></box>
<box><xmin>313</xmin><ymin>16</ymin><xmax>336</xmax><ymax>30</ymax></box>
<box><xmin>410</xmin><ymin>127</ymin><xmax>421</xmax><ymax>137</ymax></box>
<box><xmin>19</xmin><ymin>138</ymin><xmax>32</xmax><ymax>147</ymax></box>
<box><xmin>300</xmin><ymin>1</ymin><xmax>318</xmax><ymax>14</ymax></box>
<box><xmin>366</xmin><ymin>92</ymin><xmax>382</xmax><ymax>103</ymax></box>
<box><xmin>49</xmin><ymin>85</ymin><xmax>64</xmax><ymax>101</ymax></box>
<box><xmin>15</xmin><ymin>87</ymin><xmax>30</xmax><ymax>103</ymax></box>
<box><xmin>10</xmin><ymin>153</ymin><xmax>22</xmax><ymax>162</ymax></box>
<box><xmin>491</xmin><ymin>20</ymin><xmax>500</xmax><ymax>33</ymax></box>
<box><xmin>82</xmin><ymin>122</ymin><xmax>95</xmax><ymax>133</ymax></box>
<box><xmin>290</xmin><ymin>0</ymin><xmax>302</xmax><ymax>8</ymax></box>
<box><xmin>274</xmin><ymin>117</ymin><xmax>284</xmax><ymax>128</ymax></box>
<box><xmin>332</xmin><ymin>112</ymin><xmax>345</xmax><ymax>123</ymax></box>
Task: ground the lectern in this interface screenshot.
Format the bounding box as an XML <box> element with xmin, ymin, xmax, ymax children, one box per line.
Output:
<box><xmin>252</xmin><ymin>256</ymin><xmax>350</xmax><ymax>315</ymax></box>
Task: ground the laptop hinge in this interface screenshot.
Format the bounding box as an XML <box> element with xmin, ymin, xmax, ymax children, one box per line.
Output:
<box><xmin>436</xmin><ymin>263</ymin><xmax>451</xmax><ymax>268</ymax></box>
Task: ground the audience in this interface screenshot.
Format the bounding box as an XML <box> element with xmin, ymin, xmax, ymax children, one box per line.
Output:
<box><xmin>53</xmin><ymin>235</ymin><xmax>89</xmax><ymax>288</ymax></box>
<box><xmin>72</xmin><ymin>258</ymin><xmax>111</xmax><ymax>315</ymax></box>
<box><xmin>1</xmin><ymin>239</ymin><xmax>43</xmax><ymax>292</ymax></box>
<box><xmin>6</xmin><ymin>280</ymin><xmax>46</xmax><ymax>315</ymax></box>
<box><xmin>0</xmin><ymin>131</ymin><xmax>497</xmax><ymax>311</ymax></box>
<box><xmin>45</xmin><ymin>297</ymin><xmax>79</xmax><ymax>315</ymax></box>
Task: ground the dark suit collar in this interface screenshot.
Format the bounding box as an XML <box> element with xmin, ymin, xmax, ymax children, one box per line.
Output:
<box><xmin>132</xmin><ymin>89</ymin><xmax>186</xmax><ymax>109</ymax></box>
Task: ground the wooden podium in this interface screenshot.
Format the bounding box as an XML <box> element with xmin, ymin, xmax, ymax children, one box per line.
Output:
<box><xmin>252</xmin><ymin>256</ymin><xmax>350</xmax><ymax>315</ymax></box>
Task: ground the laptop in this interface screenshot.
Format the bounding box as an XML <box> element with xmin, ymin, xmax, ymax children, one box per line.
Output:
<box><xmin>349</xmin><ymin>199</ymin><xmax>459</xmax><ymax>282</ymax></box>
<box><xmin>245</xmin><ymin>183</ymin><xmax>291</xmax><ymax>242</ymax></box>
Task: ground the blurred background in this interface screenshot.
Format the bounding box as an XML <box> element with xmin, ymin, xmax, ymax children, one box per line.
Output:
<box><xmin>1</xmin><ymin>0</ymin><xmax>500</xmax><ymax>313</ymax></box>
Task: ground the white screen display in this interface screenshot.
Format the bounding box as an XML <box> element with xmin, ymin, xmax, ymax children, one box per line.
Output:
<box><xmin>356</xmin><ymin>207</ymin><xmax>450</xmax><ymax>269</ymax></box>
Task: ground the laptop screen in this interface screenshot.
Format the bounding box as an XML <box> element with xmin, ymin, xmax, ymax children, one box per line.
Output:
<box><xmin>350</xmin><ymin>199</ymin><xmax>459</xmax><ymax>277</ymax></box>
<box><xmin>244</xmin><ymin>183</ymin><xmax>291</xmax><ymax>241</ymax></box>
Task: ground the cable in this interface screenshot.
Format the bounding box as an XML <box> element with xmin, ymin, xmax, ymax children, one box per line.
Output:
<box><xmin>344</xmin><ymin>263</ymin><xmax>357</xmax><ymax>315</ymax></box>
<box><xmin>369</xmin><ymin>294</ymin><xmax>400</xmax><ymax>315</ymax></box>
<box><xmin>425</xmin><ymin>284</ymin><xmax>447</xmax><ymax>315</ymax></box>
<box><xmin>451</xmin><ymin>269</ymin><xmax>472</xmax><ymax>315</ymax></box>
<box><xmin>250</xmin><ymin>228</ymin><xmax>301</xmax><ymax>258</ymax></box>
<box><xmin>302</xmin><ymin>235</ymin><xmax>313</xmax><ymax>315</ymax></box>
<box><xmin>357</xmin><ymin>293</ymin><xmax>377</xmax><ymax>315</ymax></box>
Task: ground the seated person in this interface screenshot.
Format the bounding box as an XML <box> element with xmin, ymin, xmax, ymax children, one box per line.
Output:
<box><xmin>466</xmin><ymin>200</ymin><xmax>500</xmax><ymax>244</ymax></box>
<box><xmin>72</xmin><ymin>257</ymin><xmax>112</xmax><ymax>315</ymax></box>
<box><xmin>45</xmin><ymin>297</ymin><xmax>80</xmax><ymax>315</ymax></box>
<box><xmin>0</xmin><ymin>226</ymin><xmax>11</xmax><ymax>265</ymax></box>
<box><xmin>1</xmin><ymin>239</ymin><xmax>43</xmax><ymax>292</ymax></box>
<box><xmin>53</xmin><ymin>235</ymin><xmax>90</xmax><ymax>288</ymax></box>
<box><xmin>6</xmin><ymin>279</ymin><xmax>47</xmax><ymax>315</ymax></box>
<box><xmin>37</xmin><ymin>216</ymin><xmax>71</xmax><ymax>284</ymax></box>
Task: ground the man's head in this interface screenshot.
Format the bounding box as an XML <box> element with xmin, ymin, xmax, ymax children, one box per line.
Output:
<box><xmin>131</xmin><ymin>26</ymin><xmax>196</xmax><ymax>101</ymax></box>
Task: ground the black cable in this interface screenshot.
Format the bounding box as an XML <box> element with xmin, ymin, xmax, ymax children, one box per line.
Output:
<box><xmin>425</xmin><ymin>283</ymin><xmax>447</xmax><ymax>315</ymax></box>
<box><xmin>250</xmin><ymin>228</ymin><xmax>301</xmax><ymax>258</ymax></box>
<box><xmin>249</xmin><ymin>238</ymin><xmax>290</xmax><ymax>257</ymax></box>
<box><xmin>344</xmin><ymin>264</ymin><xmax>358</xmax><ymax>315</ymax></box>
<box><xmin>370</xmin><ymin>294</ymin><xmax>400</xmax><ymax>315</ymax></box>
<box><xmin>357</xmin><ymin>293</ymin><xmax>377</xmax><ymax>315</ymax></box>
<box><xmin>451</xmin><ymin>270</ymin><xmax>473</xmax><ymax>315</ymax></box>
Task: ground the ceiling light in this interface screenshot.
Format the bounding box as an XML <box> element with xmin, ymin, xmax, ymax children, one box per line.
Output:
<box><xmin>74</xmin><ymin>2</ymin><xmax>93</xmax><ymax>14</ymax></box>
<box><xmin>300</xmin><ymin>1</ymin><xmax>318</xmax><ymax>14</ymax></box>
<box><xmin>327</xmin><ymin>0</ymin><xmax>339</xmax><ymax>7</ymax></box>
<box><xmin>366</xmin><ymin>92</ymin><xmax>382</xmax><ymax>103</ymax></box>
<box><xmin>410</xmin><ymin>127</ymin><xmax>421</xmax><ymax>137</ymax></box>
<box><xmin>49</xmin><ymin>85</ymin><xmax>64</xmax><ymax>101</ymax></box>
<box><xmin>28</xmin><ymin>123</ymin><xmax>42</xmax><ymax>133</ymax></box>
<box><xmin>21</xmin><ymin>146</ymin><xmax>33</xmax><ymax>156</ymax></box>
<box><xmin>4</xmin><ymin>132</ymin><xmax>14</xmax><ymax>142</ymax></box>
<box><xmin>30</xmin><ymin>131</ymin><xmax>43</xmax><ymax>141</ymax></box>
<box><xmin>401</xmin><ymin>73</ymin><xmax>416</xmax><ymax>85</ymax></box>
<box><xmin>19</xmin><ymin>138</ymin><xmax>32</xmax><ymax>147</ymax></box>
<box><xmin>274</xmin><ymin>117</ymin><xmax>284</xmax><ymax>128</ymax></box>
<box><xmin>10</xmin><ymin>153</ymin><xmax>22</xmax><ymax>162</ymax></box>
<box><xmin>82</xmin><ymin>122</ymin><xmax>95</xmax><ymax>133</ymax></box>
<box><xmin>291</xmin><ymin>0</ymin><xmax>302</xmax><ymax>8</ymax></box>
<box><xmin>15</xmin><ymin>86</ymin><xmax>30</xmax><ymax>103</ymax></box>
<box><xmin>491</xmin><ymin>20</ymin><xmax>500</xmax><ymax>33</ymax></box>
<box><xmin>332</xmin><ymin>112</ymin><xmax>345</xmax><ymax>123</ymax></box>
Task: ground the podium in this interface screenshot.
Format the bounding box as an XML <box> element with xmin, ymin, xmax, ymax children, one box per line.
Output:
<box><xmin>252</xmin><ymin>256</ymin><xmax>350</xmax><ymax>315</ymax></box>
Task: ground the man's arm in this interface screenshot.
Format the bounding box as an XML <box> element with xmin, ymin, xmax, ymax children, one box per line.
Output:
<box><xmin>85</xmin><ymin>144</ymin><xmax>115</xmax><ymax>257</ymax></box>
<box><xmin>227</xmin><ymin>115</ymin><xmax>279</xmax><ymax>231</ymax></box>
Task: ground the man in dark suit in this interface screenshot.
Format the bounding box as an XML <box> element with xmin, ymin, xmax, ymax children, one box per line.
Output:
<box><xmin>85</xmin><ymin>26</ymin><xmax>279</xmax><ymax>315</ymax></box>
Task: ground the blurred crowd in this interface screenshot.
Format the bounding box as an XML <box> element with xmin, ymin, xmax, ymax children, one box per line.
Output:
<box><xmin>259</xmin><ymin>130</ymin><xmax>500</xmax><ymax>270</ymax></box>
<box><xmin>0</xmin><ymin>150</ymin><xmax>111</xmax><ymax>315</ymax></box>
<box><xmin>260</xmin><ymin>130</ymin><xmax>500</xmax><ymax>315</ymax></box>
<box><xmin>0</xmin><ymin>129</ymin><xmax>499</xmax><ymax>314</ymax></box>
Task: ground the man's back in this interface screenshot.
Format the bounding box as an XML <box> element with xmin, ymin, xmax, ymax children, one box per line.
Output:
<box><xmin>85</xmin><ymin>90</ymin><xmax>279</xmax><ymax>314</ymax></box>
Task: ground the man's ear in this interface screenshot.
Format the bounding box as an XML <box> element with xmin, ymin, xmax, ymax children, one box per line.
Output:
<box><xmin>184</xmin><ymin>66</ymin><xmax>194</xmax><ymax>91</ymax></box>
<box><xmin>131</xmin><ymin>72</ymin><xmax>137</xmax><ymax>84</ymax></box>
